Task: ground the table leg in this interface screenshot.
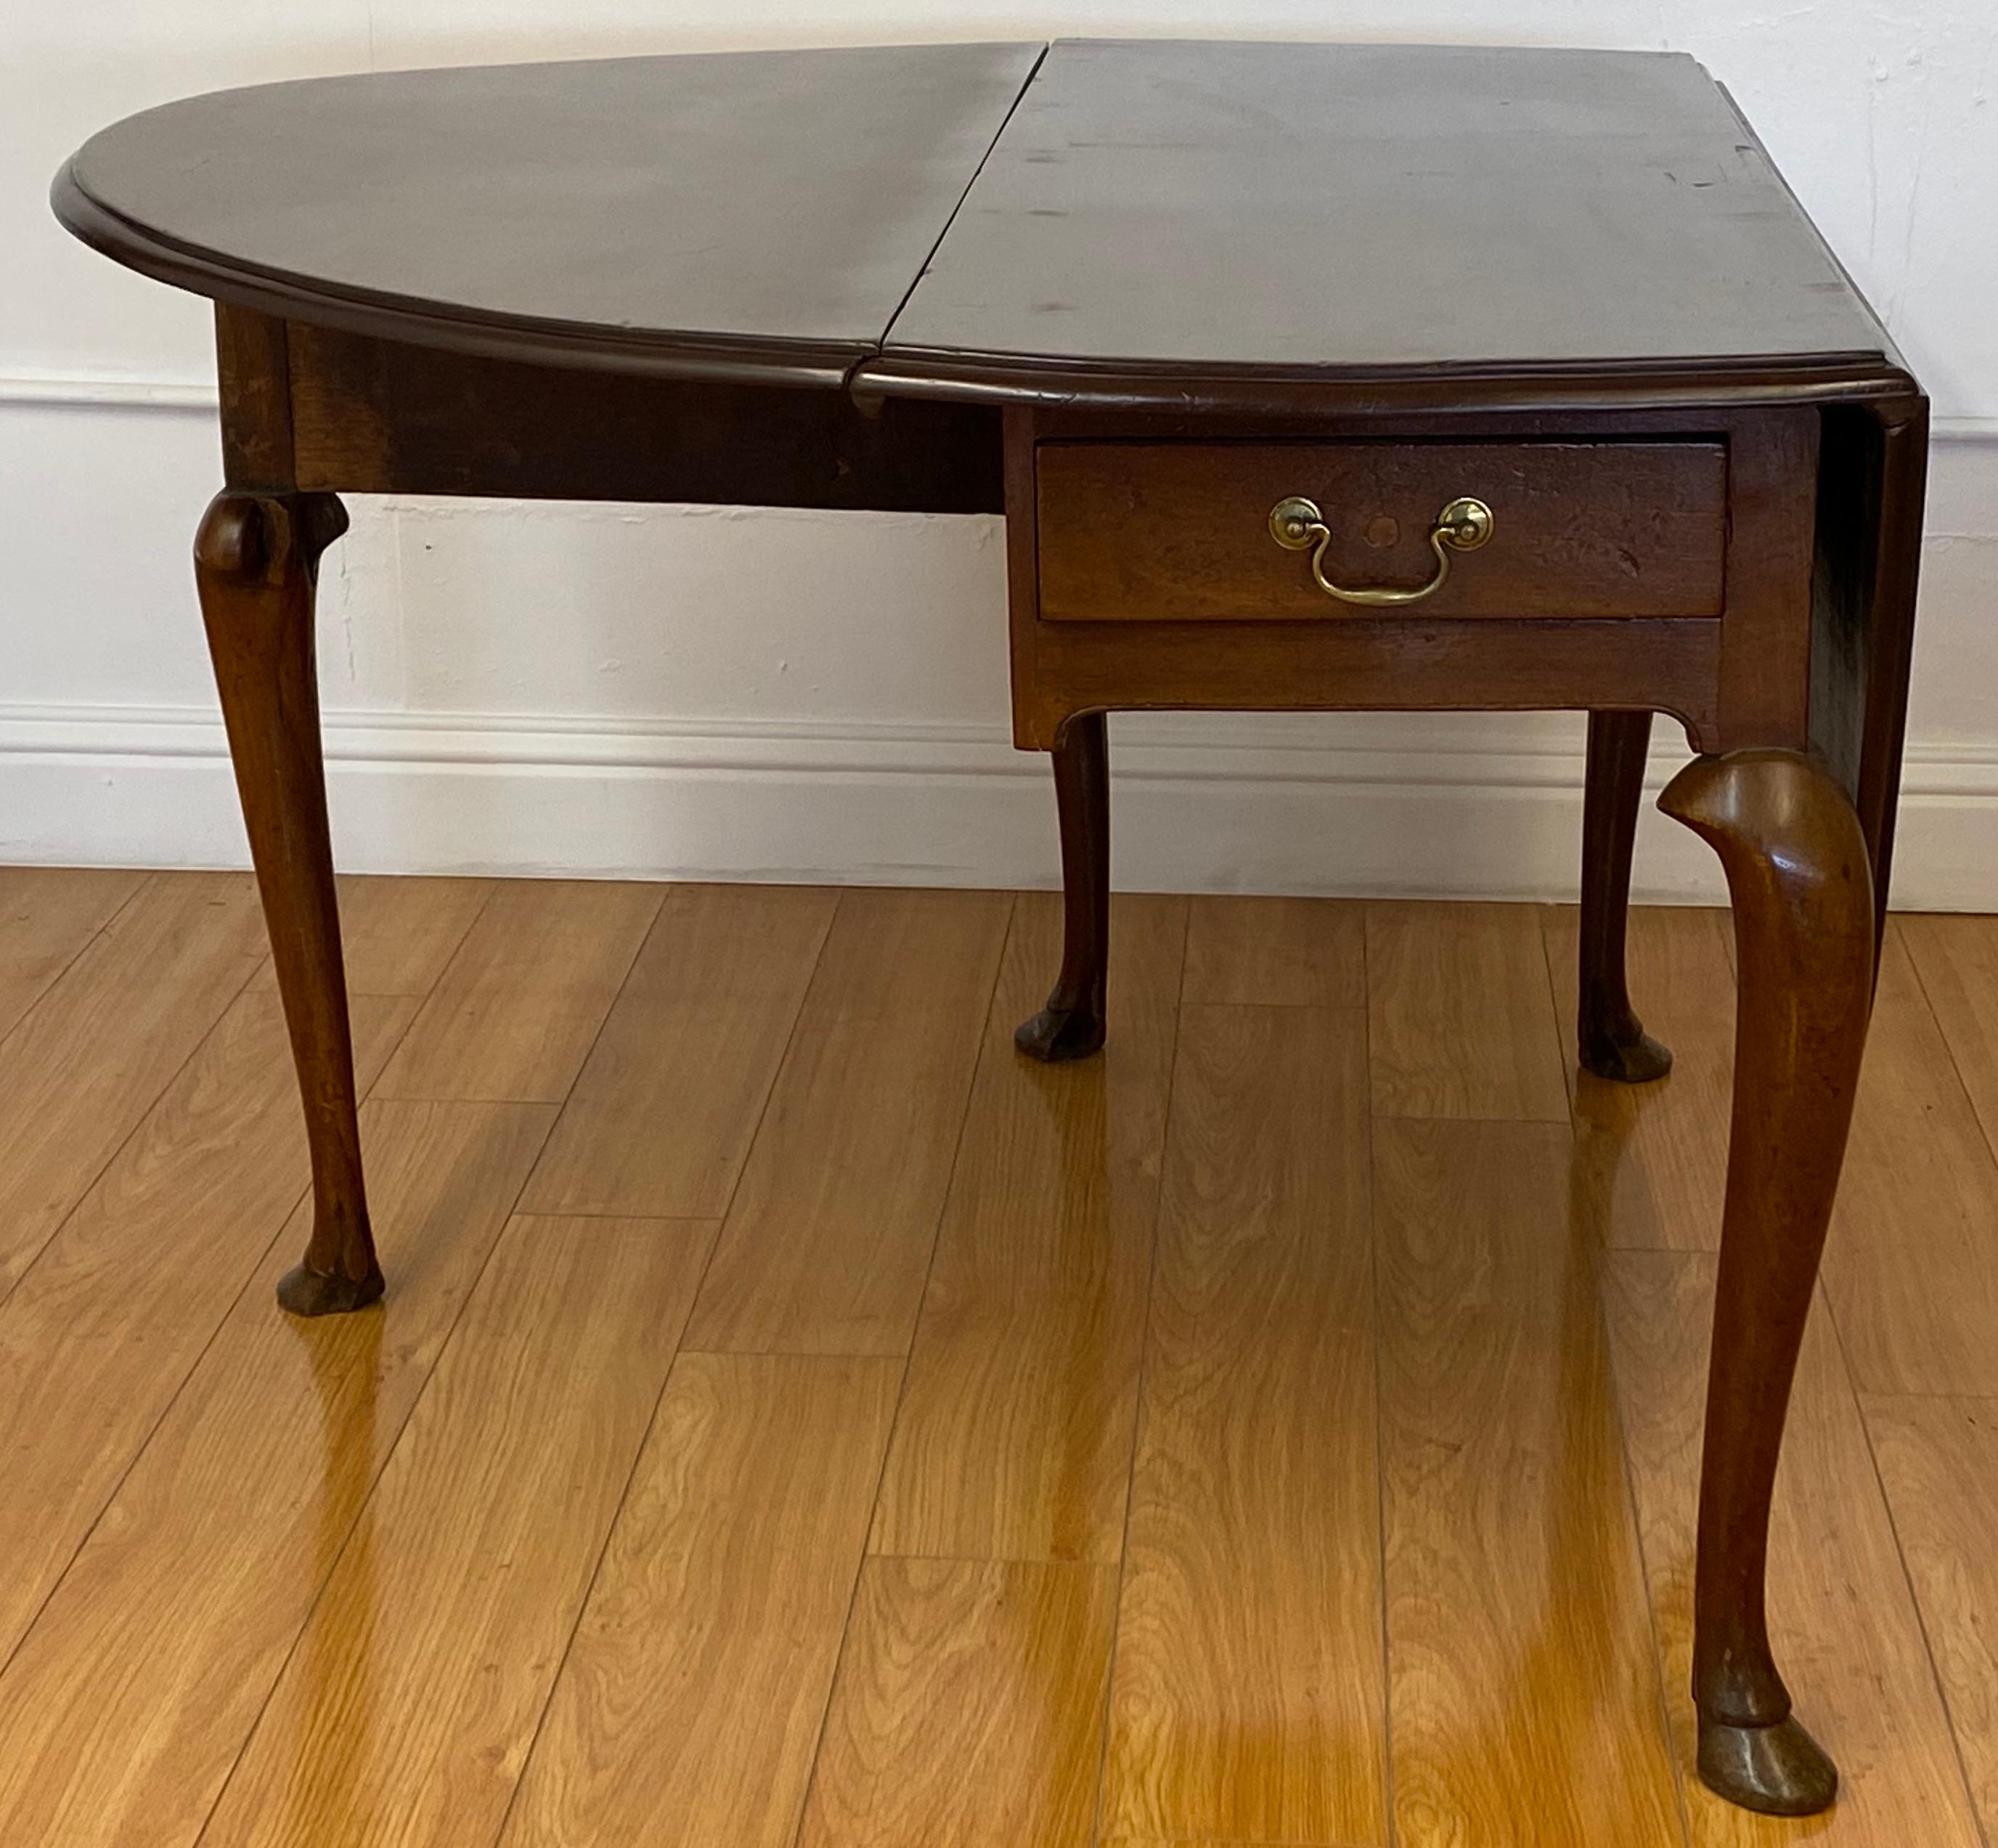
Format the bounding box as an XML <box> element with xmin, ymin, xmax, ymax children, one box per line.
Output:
<box><xmin>1015</xmin><ymin>711</ymin><xmax>1109</xmax><ymax>1062</ymax></box>
<box><xmin>1660</xmin><ymin>748</ymin><xmax>1874</xmax><ymax>1816</ymax></box>
<box><xmin>195</xmin><ymin>488</ymin><xmax>379</xmax><ymax>1316</ymax></box>
<box><xmin>1578</xmin><ymin>709</ymin><xmax>1672</xmax><ymax>1082</ymax></box>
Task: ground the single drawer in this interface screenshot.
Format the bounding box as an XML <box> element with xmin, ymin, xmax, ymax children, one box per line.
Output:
<box><xmin>1035</xmin><ymin>439</ymin><xmax>1729</xmax><ymax>622</ymax></box>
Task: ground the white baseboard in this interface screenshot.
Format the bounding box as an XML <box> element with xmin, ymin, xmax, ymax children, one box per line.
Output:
<box><xmin>5</xmin><ymin>377</ymin><xmax>1994</xmax><ymax>905</ymax></box>
<box><xmin>2</xmin><ymin>701</ymin><xmax>1994</xmax><ymax>908</ymax></box>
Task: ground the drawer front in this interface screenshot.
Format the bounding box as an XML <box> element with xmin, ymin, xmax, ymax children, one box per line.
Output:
<box><xmin>1035</xmin><ymin>440</ymin><xmax>1728</xmax><ymax>622</ymax></box>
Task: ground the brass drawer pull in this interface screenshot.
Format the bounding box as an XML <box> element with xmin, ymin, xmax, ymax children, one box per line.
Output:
<box><xmin>1268</xmin><ymin>494</ymin><xmax>1494</xmax><ymax>606</ymax></box>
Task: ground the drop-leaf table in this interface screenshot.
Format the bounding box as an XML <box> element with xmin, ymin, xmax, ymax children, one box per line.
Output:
<box><xmin>54</xmin><ymin>38</ymin><xmax>1928</xmax><ymax>1818</ymax></box>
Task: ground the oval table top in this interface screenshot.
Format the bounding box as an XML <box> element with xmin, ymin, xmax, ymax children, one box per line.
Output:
<box><xmin>55</xmin><ymin>39</ymin><xmax>1909</xmax><ymax>410</ymax></box>
<box><xmin>54</xmin><ymin>43</ymin><xmax>1042</xmax><ymax>389</ymax></box>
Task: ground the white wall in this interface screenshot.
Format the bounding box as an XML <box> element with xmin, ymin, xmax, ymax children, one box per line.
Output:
<box><xmin>4</xmin><ymin>3</ymin><xmax>1997</xmax><ymax>904</ymax></box>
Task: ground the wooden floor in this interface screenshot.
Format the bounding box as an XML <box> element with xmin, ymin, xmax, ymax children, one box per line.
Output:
<box><xmin>1</xmin><ymin>869</ymin><xmax>1996</xmax><ymax>1848</ymax></box>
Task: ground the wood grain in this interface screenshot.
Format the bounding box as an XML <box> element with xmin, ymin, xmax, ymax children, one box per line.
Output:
<box><xmin>1818</xmin><ymin>929</ymin><xmax>1998</xmax><ymax>1395</ymax></box>
<box><xmin>683</xmin><ymin>887</ymin><xmax>1010</xmax><ymax>1354</ymax></box>
<box><xmin>889</xmin><ymin>41</ymin><xmax>1888</xmax><ymax>377</ymax></box>
<box><xmin>375</xmin><ymin>878</ymin><xmax>661</xmax><ymax>1102</ymax></box>
<box><xmin>0</xmin><ymin>866</ymin><xmax>143</xmax><ymax>1043</ymax></box>
<box><xmin>1655</xmin><ymin>747</ymin><xmax>1875</xmax><ymax>1810</ymax></box>
<box><xmin>211</xmin><ymin>301</ymin><xmax>293</xmax><ymax>487</ymax></box>
<box><xmin>519</xmin><ymin>882</ymin><xmax>836</xmax><ymax>1218</ymax></box>
<box><xmin>500</xmin><ymin>1352</ymin><xmax>901</xmax><ymax>1848</ymax></box>
<box><xmin>0</xmin><ymin>988</ymin><xmax>415</xmax><ymax>1664</ymax></box>
<box><xmin>1862</xmin><ymin>1393</ymin><xmax>1998</xmax><ymax>1841</ymax></box>
<box><xmin>1367</xmin><ymin>900</ymin><xmax>1570</xmax><ymax>1122</ymax></box>
<box><xmin>1014</xmin><ymin>713</ymin><xmax>1111</xmax><ymax>1062</ymax></box>
<box><xmin>1101</xmin><ymin>1001</ymin><xmax>1385</xmax><ymax>1846</ymax></box>
<box><xmin>250</xmin><ymin>873</ymin><xmax>491</xmax><ymax>998</ymax></box>
<box><xmin>1545</xmin><ymin>904</ymin><xmax>1736</xmax><ymax>1250</ymax></box>
<box><xmin>289</xmin><ymin>321</ymin><xmax>1005</xmax><ymax>513</ymax></box>
<box><xmin>1374</xmin><ymin>1118</ymin><xmax>1682</xmax><ymax>1847</ymax></box>
<box><xmin>870</xmin><ymin>892</ymin><xmax>1184</xmax><ymax>1563</ymax></box>
<box><xmin>0</xmin><ymin>1099</ymin><xmax>555</xmax><ymax>1848</ymax></box>
<box><xmin>1181</xmin><ymin>892</ymin><xmax>1364</xmax><ymax>1008</ymax></box>
<box><xmin>1037</xmin><ymin>439</ymin><xmax>1728</xmax><ymax>623</ymax></box>
<box><xmin>195</xmin><ymin>487</ymin><xmax>381</xmax><ymax>1314</ymax></box>
<box><xmin>1018</xmin><ymin>603</ymin><xmax>1724</xmax><ymax>754</ymax></box>
<box><xmin>64</xmin><ymin>44</ymin><xmax>1044</xmax><ymax>383</ymax></box>
<box><xmin>0</xmin><ymin>871</ymin><xmax>267</xmax><ymax>1295</ymax></box>
<box><xmin>1601</xmin><ymin>1250</ymin><xmax>1982</xmax><ymax>1847</ymax></box>
<box><xmin>196</xmin><ymin>1214</ymin><xmax>706</xmax><ymax>1848</ymax></box>
<box><xmin>0</xmin><ymin>879</ymin><xmax>1981</xmax><ymax>1844</ymax></box>
<box><xmin>1848</xmin><ymin>396</ymin><xmax>1930</xmax><ymax>941</ymax></box>
<box><xmin>799</xmin><ymin>1558</ymin><xmax>1119</xmax><ymax>1848</ymax></box>
<box><xmin>1573</xmin><ymin>712</ymin><xmax>1667</xmax><ymax>1083</ymax></box>
<box><xmin>1713</xmin><ymin>412</ymin><xmax>1822</xmax><ymax>748</ymax></box>
<box><xmin>1898</xmin><ymin>913</ymin><xmax>1998</xmax><ymax>1154</ymax></box>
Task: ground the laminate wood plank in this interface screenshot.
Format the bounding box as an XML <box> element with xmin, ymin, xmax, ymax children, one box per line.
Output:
<box><xmin>1601</xmin><ymin>1251</ymin><xmax>1982</xmax><ymax>1847</ymax></box>
<box><xmin>375</xmin><ymin>878</ymin><xmax>662</xmax><ymax>1102</ymax></box>
<box><xmin>870</xmin><ymin>892</ymin><xmax>1185</xmax><ymax>1563</ymax></box>
<box><xmin>249</xmin><ymin>873</ymin><xmax>492</xmax><ymax>998</ymax></box>
<box><xmin>0</xmin><ymin>987</ymin><xmax>415</xmax><ymax>1664</ymax></box>
<box><xmin>499</xmin><ymin>1351</ymin><xmax>901</xmax><ymax>1848</ymax></box>
<box><xmin>1101</xmin><ymin>1002</ymin><xmax>1385</xmax><ymax>1847</ymax></box>
<box><xmin>798</xmin><ymin>1558</ymin><xmax>1119</xmax><ymax>1848</ymax></box>
<box><xmin>1544</xmin><ymin>904</ymin><xmax>1735</xmax><ymax>1250</ymax></box>
<box><xmin>1374</xmin><ymin>1118</ymin><xmax>1683</xmax><ymax>1847</ymax></box>
<box><xmin>0</xmin><ymin>1098</ymin><xmax>555</xmax><ymax>1848</ymax></box>
<box><xmin>1819</xmin><ymin>928</ymin><xmax>1998</xmax><ymax>1395</ymax></box>
<box><xmin>518</xmin><ymin>882</ymin><xmax>836</xmax><ymax>1218</ymax></box>
<box><xmin>0</xmin><ymin>871</ymin><xmax>268</xmax><ymax>1295</ymax></box>
<box><xmin>196</xmin><ymin>1213</ymin><xmax>706</xmax><ymax>1848</ymax></box>
<box><xmin>1366</xmin><ymin>900</ymin><xmax>1570</xmax><ymax>1123</ymax></box>
<box><xmin>682</xmin><ymin>887</ymin><xmax>1011</xmax><ymax>1355</ymax></box>
<box><xmin>1899</xmin><ymin>913</ymin><xmax>1998</xmax><ymax>1157</ymax></box>
<box><xmin>0</xmin><ymin>866</ymin><xmax>144</xmax><ymax>1043</ymax></box>
<box><xmin>1181</xmin><ymin>893</ymin><xmax>1364</xmax><ymax>1008</ymax></box>
<box><xmin>1862</xmin><ymin>1393</ymin><xmax>1998</xmax><ymax>1841</ymax></box>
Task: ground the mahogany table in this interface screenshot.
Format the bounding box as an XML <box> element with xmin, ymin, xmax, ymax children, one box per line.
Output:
<box><xmin>54</xmin><ymin>39</ymin><xmax>1928</xmax><ymax>1819</ymax></box>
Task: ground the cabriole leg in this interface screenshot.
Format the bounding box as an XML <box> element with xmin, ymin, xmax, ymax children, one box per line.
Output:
<box><xmin>1578</xmin><ymin>709</ymin><xmax>1671</xmax><ymax>1082</ymax></box>
<box><xmin>1661</xmin><ymin>748</ymin><xmax>1874</xmax><ymax>1816</ymax></box>
<box><xmin>195</xmin><ymin>488</ymin><xmax>378</xmax><ymax>1316</ymax></box>
<box><xmin>1016</xmin><ymin>711</ymin><xmax>1109</xmax><ymax>1062</ymax></box>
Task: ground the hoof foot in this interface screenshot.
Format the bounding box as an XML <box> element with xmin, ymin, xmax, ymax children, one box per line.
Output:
<box><xmin>1015</xmin><ymin>1005</ymin><xmax>1105</xmax><ymax>1063</ymax></box>
<box><xmin>277</xmin><ymin>1261</ymin><xmax>385</xmax><ymax>1318</ymax></box>
<box><xmin>1579</xmin><ymin>1027</ymin><xmax>1673</xmax><ymax>1084</ymax></box>
<box><xmin>1697</xmin><ymin>1714</ymin><xmax>1838</xmax><ymax>1817</ymax></box>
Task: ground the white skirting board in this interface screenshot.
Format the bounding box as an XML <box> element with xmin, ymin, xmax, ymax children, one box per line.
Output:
<box><xmin>2</xmin><ymin>701</ymin><xmax>1994</xmax><ymax>909</ymax></box>
<box><xmin>6</xmin><ymin>383</ymin><xmax>1996</xmax><ymax>907</ymax></box>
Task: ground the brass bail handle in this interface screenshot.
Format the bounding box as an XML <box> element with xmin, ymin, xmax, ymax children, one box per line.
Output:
<box><xmin>1268</xmin><ymin>494</ymin><xmax>1494</xmax><ymax>606</ymax></box>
